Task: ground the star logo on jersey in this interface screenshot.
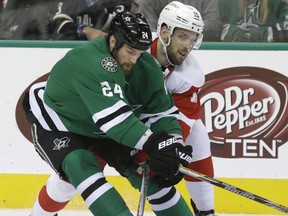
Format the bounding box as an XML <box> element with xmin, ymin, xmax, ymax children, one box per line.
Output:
<box><xmin>101</xmin><ymin>57</ymin><xmax>118</xmax><ymax>72</ymax></box>
<box><xmin>53</xmin><ymin>136</ymin><xmax>70</xmax><ymax>151</ymax></box>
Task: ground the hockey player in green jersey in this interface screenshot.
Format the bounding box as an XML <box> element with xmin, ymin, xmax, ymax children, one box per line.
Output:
<box><xmin>26</xmin><ymin>12</ymin><xmax>193</xmax><ymax>216</ymax></box>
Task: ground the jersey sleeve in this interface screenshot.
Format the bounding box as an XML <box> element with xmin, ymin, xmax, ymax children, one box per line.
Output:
<box><xmin>50</xmin><ymin>0</ymin><xmax>87</xmax><ymax>40</ymax></box>
<box><xmin>133</xmin><ymin>53</ymin><xmax>183</xmax><ymax>137</ymax></box>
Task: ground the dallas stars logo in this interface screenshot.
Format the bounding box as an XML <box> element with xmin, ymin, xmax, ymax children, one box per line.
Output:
<box><xmin>53</xmin><ymin>136</ymin><xmax>70</xmax><ymax>151</ymax></box>
<box><xmin>101</xmin><ymin>57</ymin><xmax>118</xmax><ymax>72</ymax></box>
<box><xmin>124</xmin><ymin>16</ymin><xmax>131</xmax><ymax>22</ymax></box>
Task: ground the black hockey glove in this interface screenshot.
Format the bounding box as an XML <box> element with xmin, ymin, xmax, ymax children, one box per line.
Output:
<box><xmin>143</xmin><ymin>131</ymin><xmax>181</xmax><ymax>179</ymax></box>
<box><xmin>178</xmin><ymin>145</ymin><xmax>193</xmax><ymax>167</ymax></box>
<box><xmin>142</xmin><ymin>131</ymin><xmax>193</xmax><ymax>187</ymax></box>
<box><xmin>154</xmin><ymin>145</ymin><xmax>193</xmax><ymax>188</ymax></box>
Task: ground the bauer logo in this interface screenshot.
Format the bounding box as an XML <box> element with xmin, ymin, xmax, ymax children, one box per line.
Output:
<box><xmin>199</xmin><ymin>67</ymin><xmax>288</xmax><ymax>158</ymax></box>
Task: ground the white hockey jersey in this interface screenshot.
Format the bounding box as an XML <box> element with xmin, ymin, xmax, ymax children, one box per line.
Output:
<box><xmin>150</xmin><ymin>34</ymin><xmax>205</xmax><ymax>141</ymax></box>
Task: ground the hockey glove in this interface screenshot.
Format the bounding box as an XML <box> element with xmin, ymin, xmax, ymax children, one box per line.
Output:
<box><xmin>154</xmin><ymin>145</ymin><xmax>193</xmax><ymax>188</ymax></box>
<box><xmin>178</xmin><ymin>145</ymin><xmax>193</xmax><ymax>167</ymax></box>
<box><xmin>142</xmin><ymin>131</ymin><xmax>185</xmax><ymax>187</ymax></box>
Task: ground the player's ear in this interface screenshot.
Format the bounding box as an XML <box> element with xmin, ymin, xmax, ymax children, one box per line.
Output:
<box><xmin>109</xmin><ymin>35</ymin><xmax>116</xmax><ymax>52</ymax></box>
<box><xmin>160</xmin><ymin>25</ymin><xmax>170</xmax><ymax>42</ymax></box>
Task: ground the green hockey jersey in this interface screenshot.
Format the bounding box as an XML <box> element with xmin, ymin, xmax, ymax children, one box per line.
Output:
<box><xmin>219</xmin><ymin>0</ymin><xmax>288</xmax><ymax>42</ymax></box>
<box><xmin>29</xmin><ymin>38</ymin><xmax>181</xmax><ymax>149</ymax></box>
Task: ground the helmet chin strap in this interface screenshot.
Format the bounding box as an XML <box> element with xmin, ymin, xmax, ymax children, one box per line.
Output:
<box><xmin>158</xmin><ymin>34</ymin><xmax>176</xmax><ymax>67</ymax></box>
<box><xmin>158</xmin><ymin>33</ymin><xmax>193</xmax><ymax>67</ymax></box>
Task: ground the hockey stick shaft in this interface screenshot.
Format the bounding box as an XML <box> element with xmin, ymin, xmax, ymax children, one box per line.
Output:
<box><xmin>137</xmin><ymin>163</ymin><xmax>150</xmax><ymax>216</ymax></box>
<box><xmin>179</xmin><ymin>166</ymin><xmax>288</xmax><ymax>214</ymax></box>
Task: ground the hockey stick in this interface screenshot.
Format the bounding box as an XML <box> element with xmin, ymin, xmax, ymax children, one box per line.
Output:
<box><xmin>137</xmin><ymin>162</ymin><xmax>150</xmax><ymax>216</ymax></box>
<box><xmin>178</xmin><ymin>166</ymin><xmax>288</xmax><ymax>214</ymax></box>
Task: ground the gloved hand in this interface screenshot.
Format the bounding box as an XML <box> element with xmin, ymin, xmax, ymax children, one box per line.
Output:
<box><xmin>177</xmin><ymin>145</ymin><xmax>193</xmax><ymax>167</ymax></box>
<box><xmin>154</xmin><ymin>145</ymin><xmax>193</xmax><ymax>188</ymax></box>
<box><xmin>142</xmin><ymin>131</ymin><xmax>182</xmax><ymax>180</ymax></box>
<box><xmin>142</xmin><ymin>131</ymin><xmax>193</xmax><ymax>187</ymax></box>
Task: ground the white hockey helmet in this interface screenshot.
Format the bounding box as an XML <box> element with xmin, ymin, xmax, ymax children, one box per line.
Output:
<box><xmin>157</xmin><ymin>1</ymin><xmax>204</xmax><ymax>49</ymax></box>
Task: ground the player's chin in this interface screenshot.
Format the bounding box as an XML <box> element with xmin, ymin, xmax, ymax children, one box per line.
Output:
<box><xmin>122</xmin><ymin>64</ymin><xmax>133</xmax><ymax>74</ymax></box>
<box><xmin>172</xmin><ymin>57</ymin><xmax>185</xmax><ymax>65</ymax></box>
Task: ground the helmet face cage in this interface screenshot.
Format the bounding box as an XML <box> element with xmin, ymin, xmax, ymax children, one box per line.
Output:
<box><xmin>157</xmin><ymin>1</ymin><xmax>204</xmax><ymax>49</ymax></box>
<box><xmin>109</xmin><ymin>12</ymin><xmax>152</xmax><ymax>51</ymax></box>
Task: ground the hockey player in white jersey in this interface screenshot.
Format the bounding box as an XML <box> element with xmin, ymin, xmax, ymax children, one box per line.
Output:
<box><xmin>148</xmin><ymin>2</ymin><xmax>215</xmax><ymax>215</ymax></box>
